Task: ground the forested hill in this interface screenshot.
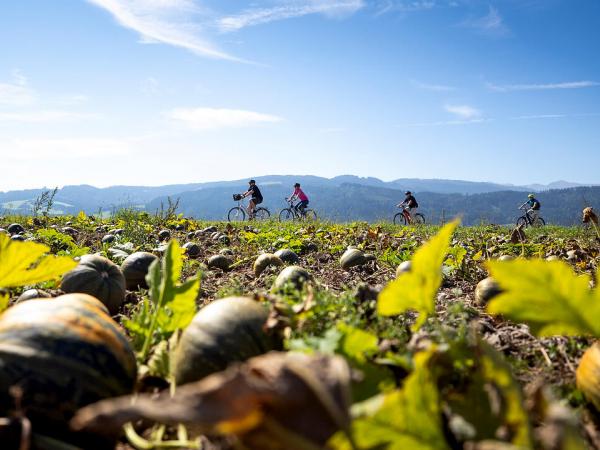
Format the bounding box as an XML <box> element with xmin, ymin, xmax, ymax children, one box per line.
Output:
<box><xmin>1</xmin><ymin>178</ymin><xmax>598</xmax><ymax>225</ymax></box>
<box><xmin>149</xmin><ymin>184</ymin><xmax>598</xmax><ymax>225</ymax></box>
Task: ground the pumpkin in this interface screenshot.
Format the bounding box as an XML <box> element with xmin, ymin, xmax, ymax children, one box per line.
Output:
<box><xmin>272</xmin><ymin>266</ymin><xmax>312</xmax><ymax>293</ymax></box>
<box><xmin>101</xmin><ymin>234</ymin><xmax>116</xmax><ymax>244</ymax></box>
<box><xmin>158</xmin><ymin>229</ymin><xmax>171</xmax><ymax>241</ymax></box>
<box><xmin>10</xmin><ymin>235</ymin><xmax>25</xmax><ymax>241</ymax></box>
<box><xmin>60</xmin><ymin>255</ymin><xmax>126</xmax><ymax>315</ymax></box>
<box><xmin>576</xmin><ymin>343</ymin><xmax>600</xmax><ymax>410</ymax></box>
<box><xmin>474</xmin><ymin>277</ymin><xmax>502</xmax><ymax>306</ymax></box>
<box><xmin>121</xmin><ymin>252</ymin><xmax>158</xmax><ymax>290</ymax></box>
<box><xmin>183</xmin><ymin>242</ymin><xmax>201</xmax><ymax>258</ymax></box>
<box><xmin>274</xmin><ymin>248</ymin><xmax>299</xmax><ymax>264</ymax></box>
<box><xmin>497</xmin><ymin>255</ymin><xmax>514</xmax><ymax>261</ymax></box>
<box><xmin>0</xmin><ymin>294</ymin><xmax>136</xmax><ymax>442</ymax></box>
<box><xmin>219</xmin><ymin>248</ymin><xmax>234</xmax><ymax>256</ymax></box>
<box><xmin>207</xmin><ymin>255</ymin><xmax>232</xmax><ymax>271</ymax></box>
<box><xmin>340</xmin><ymin>248</ymin><xmax>367</xmax><ymax>270</ymax></box>
<box><xmin>173</xmin><ymin>297</ymin><xmax>281</xmax><ymax>385</ymax></box>
<box><xmin>396</xmin><ymin>260</ymin><xmax>412</xmax><ymax>277</ymax></box>
<box><xmin>253</xmin><ymin>253</ymin><xmax>284</xmax><ymax>277</ymax></box>
<box><xmin>7</xmin><ymin>223</ymin><xmax>24</xmax><ymax>235</ymax></box>
<box><xmin>16</xmin><ymin>289</ymin><xmax>52</xmax><ymax>303</ymax></box>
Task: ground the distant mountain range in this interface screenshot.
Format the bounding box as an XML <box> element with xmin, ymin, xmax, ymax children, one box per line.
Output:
<box><xmin>1</xmin><ymin>175</ymin><xmax>598</xmax><ymax>225</ymax></box>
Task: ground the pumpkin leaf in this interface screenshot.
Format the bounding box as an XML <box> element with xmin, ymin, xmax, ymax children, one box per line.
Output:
<box><xmin>486</xmin><ymin>259</ymin><xmax>600</xmax><ymax>337</ymax></box>
<box><xmin>330</xmin><ymin>347</ymin><xmax>449</xmax><ymax>450</ymax></box>
<box><xmin>139</xmin><ymin>240</ymin><xmax>200</xmax><ymax>361</ymax></box>
<box><xmin>377</xmin><ymin>220</ymin><xmax>459</xmax><ymax>330</ymax></box>
<box><xmin>0</xmin><ymin>292</ymin><xmax>9</xmax><ymax>313</ymax></box>
<box><xmin>0</xmin><ymin>233</ymin><xmax>77</xmax><ymax>288</ymax></box>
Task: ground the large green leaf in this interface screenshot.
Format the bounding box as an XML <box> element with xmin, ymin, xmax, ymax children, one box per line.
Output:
<box><xmin>0</xmin><ymin>233</ymin><xmax>77</xmax><ymax>288</ymax></box>
<box><xmin>378</xmin><ymin>220</ymin><xmax>459</xmax><ymax>330</ymax></box>
<box><xmin>330</xmin><ymin>348</ymin><xmax>449</xmax><ymax>450</ymax></box>
<box><xmin>486</xmin><ymin>259</ymin><xmax>600</xmax><ymax>337</ymax></box>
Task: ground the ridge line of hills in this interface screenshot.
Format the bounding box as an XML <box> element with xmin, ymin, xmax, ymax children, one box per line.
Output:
<box><xmin>1</xmin><ymin>175</ymin><xmax>598</xmax><ymax>225</ymax></box>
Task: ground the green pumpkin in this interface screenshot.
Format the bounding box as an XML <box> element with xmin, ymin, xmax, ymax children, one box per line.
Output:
<box><xmin>60</xmin><ymin>255</ymin><xmax>126</xmax><ymax>315</ymax></box>
<box><xmin>173</xmin><ymin>297</ymin><xmax>281</xmax><ymax>385</ymax></box>
<box><xmin>0</xmin><ymin>294</ymin><xmax>136</xmax><ymax>443</ymax></box>
<box><xmin>120</xmin><ymin>252</ymin><xmax>158</xmax><ymax>290</ymax></box>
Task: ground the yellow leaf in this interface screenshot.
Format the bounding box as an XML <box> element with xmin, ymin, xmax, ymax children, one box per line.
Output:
<box><xmin>487</xmin><ymin>259</ymin><xmax>600</xmax><ymax>337</ymax></box>
<box><xmin>0</xmin><ymin>292</ymin><xmax>9</xmax><ymax>313</ymax></box>
<box><xmin>377</xmin><ymin>220</ymin><xmax>459</xmax><ymax>330</ymax></box>
<box><xmin>0</xmin><ymin>234</ymin><xmax>78</xmax><ymax>288</ymax></box>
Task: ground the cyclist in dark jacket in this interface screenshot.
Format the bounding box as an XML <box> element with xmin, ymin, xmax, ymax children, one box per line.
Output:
<box><xmin>397</xmin><ymin>191</ymin><xmax>419</xmax><ymax>224</ymax></box>
<box><xmin>242</xmin><ymin>179</ymin><xmax>263</xmax><ymax>219</ymax></box>
<box><xmin>524</xmin><ymin>193</ymin><xmax>541</xmax><ymax>222</ymax></box>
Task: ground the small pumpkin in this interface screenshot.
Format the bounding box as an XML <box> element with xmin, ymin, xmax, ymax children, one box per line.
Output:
<box><xmin>253</xmin><ymin>253</ymin><xmax>284</xmax><ymax>277</ymax></box>
<box><xmin>7</xmin><ymin>223</ymin><xmax>24</xmax><ymax>235</ymax></box>
<box><xmin>497</xmin><ymin>255</ymin><xmax>515</xmax><ymax>261</ymax></box>
<box><xmin>10</xmin><ymin>234</ymin><xmax>25</xmax><ymax>241</ymax></box>
<box><xmin>576</xmin><ymin>343</ymin><xmax>600</xmax><ymax>410</ymax></box>
<box><xmin>101</xmin><ymin>234</ymin><xmax>116</xmax><ymax>244</ymax></box>
<box><xmin>340</xmin><ymin>248</ymin><xmax>367</xmax><ymax>270</ymax></box>
<box><xmin>474</xmin><ymin>277</ymin><xmax>502</xmax><ymax>306</ymax></box>
<box><xmin>173</xmin><ymin>297</ymin><xmax>281</xmax><ymax>385</ymax></box>
<box><xmin>158</xmin><ymin>229</ymin><xmax>171</xmax><ymax>241</ymax></box>
<box><xmin>396</xmin><ymin>260</ymin><xmax>412</xmax><ymax>277</ymax></box>
<box><xmin>16</xmin><ymin>289</ymin><xmax>52</xmax><ymax>303</ymax></box>
<box><xmin>183</xmin><ymin>242</ymin><xmax>201</xmax><ymax>258</ymax></box>
<box><xmin>0</xmin><ymin>294</ymin><xmax>136</xmax><ymax>442</ymax></box>
<box><xmin>121</xmin><ymin>252</ymin><xmax>158</xmax><ymax>290</ymax></box>
<box><xmin>274</xmin><ymin>248</ymin><xmax>299</xmax><ymax>264</ymax></box>
<box><xmin>207</xmin><ymin>254</ymin><xmax>232</xmax><ymax>271</ymax></box>
<box><xmin>272</xmin><ymin>266</ymin><xmax>312</xmax><ymax>293</ymax></box>
<box><xmin>60</xmin><ymin>255</ymin><xmax>126</xmax><ymax>314</ymax></box>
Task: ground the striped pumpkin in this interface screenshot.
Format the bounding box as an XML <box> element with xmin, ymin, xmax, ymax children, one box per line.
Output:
<box><xmin>173</xmin><ymin>297</ymin><xmax>281</xmax><ymax>386</ymax></box>
<box><xmin>0</xmin><ymin>294</ymin><xmax>136</xmax><ymax>439</ymax></box>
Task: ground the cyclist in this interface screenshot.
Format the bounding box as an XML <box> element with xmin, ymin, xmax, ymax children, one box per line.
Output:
<box><xmin>522</xmin><ymin>193</ymin><xmax>541</xmax><ymax>223</ymax></box>
<box><xmin>242</xmin><ymin>179</ymin><xmax>263</xmax><ymax>219</ymax></box>
<box><xmin>287</xmin><ymin>183</ymin><xmax>309</xmax><ymax>216</ymax></box>
<box><xmin>397</xmin><ymin>191</ymin><xmax>419</xmax><ymax>224</ymax></box>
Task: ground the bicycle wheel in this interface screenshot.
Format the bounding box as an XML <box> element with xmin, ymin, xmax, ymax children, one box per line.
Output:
<box><xmin>303</xmin><ymin>209</ymin><xmax>317</xmax><ymax>221</ymax></box>
<box><xmin>393</xmin><ymin>212</ymin><xmax>407</xmax><ymax>225</ymax></box>
<box><xmin>532</xmin><ymin>217</ymin><xmax>545</xmax><ymax>227</ymax></box>
<box><xmin>228</xmin><ymin>207</ymin><xmax>245</xmax><ymax>222</ymax></box>
<box><xmin>413</xmin><ymin>213</ymin><xmax>425</xmax><ymax>225</ymax></box>
<box><xmin>279</xmin><ymin>208</ymin><xmax>295</xmax><ymax>222</ymax></box>
<box><xmin>255</xmin><ymin>207</ymin><xmax>270</xmax><ymax>220</ymax></box>
<box><xmin>516</xmin><ymin>216</ymin><xmax>528</xmax><ymax>228</ymax></box>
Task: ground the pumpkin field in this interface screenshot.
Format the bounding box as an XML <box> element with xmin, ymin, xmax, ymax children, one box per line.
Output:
<box><xmin>1</xmin><ymin>210</ymin><xmax>600</xmax><ymax>450</ymax></box>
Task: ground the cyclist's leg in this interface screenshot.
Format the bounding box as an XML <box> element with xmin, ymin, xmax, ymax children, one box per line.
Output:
<box><xmin>248</xmin><ymin>199</ymin><xmax>256</xmax><ymax>218</ymax></box>
<box><xmin>299</xmin><ymin>200</ymin><xmax>308</xmax><ymax>216</ymax></box>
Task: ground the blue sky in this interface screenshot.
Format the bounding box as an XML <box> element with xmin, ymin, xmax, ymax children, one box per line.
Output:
<box><xmin>0</xmin><ymin>0</ymin><xmax>599</xmax><ymax>190</ymax></box>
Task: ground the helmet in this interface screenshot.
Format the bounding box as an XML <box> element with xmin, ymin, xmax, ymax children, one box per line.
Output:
<box><xmin>528</xmin><ymin>194</ymin><xmax>534</xmax><ymax>198</ymax></box>
<box><xmin>294</xmin><ymin>183</ymin><xmax>300</xmax><ymax>187</ymax></box>
<box><xmin>405</xmin><ymin>191</ymin><xmax>411</xmax><ymax>195</ymax></box>
<box><xmin>249</xmin><ymin>179</ymin><xmax>256</xmax><ymax>184</ymax></box>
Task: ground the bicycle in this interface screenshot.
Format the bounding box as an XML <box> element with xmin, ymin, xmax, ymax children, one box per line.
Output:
<box><xmin>516</xmin><ymin>205</ymin><xmax>545</xmax><ymax>228</ymax></box>
<box><xmin>393</xmin><ymin>205</ymin><xmax>425</xmax><ymax>225</ymax></box>
<box><xmin>228</xmin><ymin>194</ymin><xmax>270</xmax><ymax>222</ymax></box>
<box><xmin>278</xmin><ymin>198</ymin><xmax>317</xmax><ymax>222</ymax></box>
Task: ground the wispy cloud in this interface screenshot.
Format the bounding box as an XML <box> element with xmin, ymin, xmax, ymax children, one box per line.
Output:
<box><xmin>166</xmin><ymin>107</ymin><xmax>283</xmax><ymax>130</ymax></box>
<box><xmin>487</xmin><ymin>80</ymin><xmax>600</xmax><ymax>92</ymax></box>
<box><xmin>461</xmin><ymin>5</ymin><xmax>509</xmax><ymax>36</ymax></box>
<box><xmin>0</xmin><ymin>71</ymin><xmax>35</xmax><ymax>106</ymax></box>
<box><xmin>87</xmin><ymin>0</ymin><xmax>241</xmax><ymax>61</ymax></box>
<box><xmin>0</xmin><ymin>111</ymin><xmax>94</xmax><ymax>123</ymax></box>
<box><xmin>374</xmin><ymin>0</ymin><xmax>436</xmax><ymax>17</ymax></box>
<box><xmin>401</xmin><ymin>118</ymin><xmax>489</xmax><ymax>127</ymax></box>
<box><xmin>444</xmin><ymin>104</ymin><xmax>481</xmax><ymax>119</ymax></box>
<box><xmin>218</xmin><ymin>0</ymin><xmax>365</xmax><ymax>32</ymax></box>
<box><xmin>411</xmin><ymin>79</ymin><xmax>456</xmax><ymax>92</ymax></box>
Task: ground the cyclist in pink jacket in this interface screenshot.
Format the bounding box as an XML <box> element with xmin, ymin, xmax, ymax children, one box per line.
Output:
<box><xmin>288</xmin><ymin>183</ymin><xmax>310</xmax><ymax>216</ymax></box>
